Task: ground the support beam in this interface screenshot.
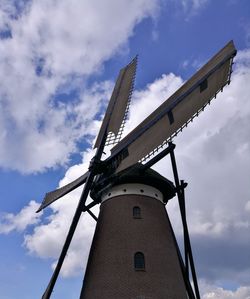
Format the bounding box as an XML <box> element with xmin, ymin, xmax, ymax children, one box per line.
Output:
<box><xmin>41</xmin><ymin>131</ymin><xmax>107</xmax><ymax>299</ymax></box>
<box><xmin>86</xmin><ymin>209</ymin><xmax>98</xmax><ymax>221</ymax></box>
<box><xmin>168</xmin><ymin>142</ymin><xmax>200</xmax><ymax>299</ymax></box>
<box><xmin>142</xmin><ymin>143</ymin><xmax>176</xmax><ymax>170</ymax></box>
<box><xmin>168</xmin><ymin>215</ymin><xmax>196</xmax><ymax>299</ymax></box>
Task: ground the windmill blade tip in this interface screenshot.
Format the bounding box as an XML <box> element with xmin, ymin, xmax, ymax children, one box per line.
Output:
<box><xmin>36</xmin><ymin>204</ymin><xmax>44</xmax><ymax>213</ymax></box>
<box><xmin>36</xmin><ymin>197</ymin><xmax>47</xmax><ymax>213</ymax></box>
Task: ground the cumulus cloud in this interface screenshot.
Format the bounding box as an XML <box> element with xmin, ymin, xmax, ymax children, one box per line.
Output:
<box><xmin>24</xmin><ymin>200</ymin><xmax>97</xmax><ymax>277</ymax></box>
<box><xmin>0</xmin><ymin>0</ymin><xmax>159</xmax><ymax>173</ymax></box>
<box><xmin>0</xmin><ymin>0</ymin><xmax>21</xmax><ymax>32</ymax></box>
<box><xmin>0</xmin><ymin>200</ymin><xmax>42</xmax><ymax>234</ymax></box>
<box><xmin>201</xmin><ymin>284</ymin><xmax>250</xmax><ymax>299</ymax></box>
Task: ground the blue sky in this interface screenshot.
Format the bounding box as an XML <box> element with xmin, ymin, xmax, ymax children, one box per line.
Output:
<box><xmin>0</xmin><ymin>1</ymin><xmax>250</xmax><ymax>298</ymax></box>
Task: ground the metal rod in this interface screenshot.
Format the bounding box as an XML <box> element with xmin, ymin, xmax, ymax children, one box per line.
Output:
<box><xmin>83</xmin><ymin>201</ymin><xmax>98</xmax><ymax>212</ymax></box>
<box><xmin>169</xmin><ymin>142</ymin><xmax>200</xmax><ymax>299</ymax></box>
<box><xmin>181</xmin><ymin>181</ymin><xmax>189</xmax><ymax>280</ymax></box>
<box><xmin>167</xmin><ymin>210</ymin><xmax>196</xmax><ymax>299</ymax></box>
<box><xmin>86</xmin><ymin>209</ymin><xmax>98</xmax><ymax>221</ymax></box>
<box><xmin>180</xmin><ymin>183</ymin><xmax>200</xmax><ymax>299</ymax></box>
<box><xmin>183</xmin><ymin>220</ymin><xmax>200</xmax><ymax>299</ymax></box>
<box><xmin>142</xmin><ymin>143</ymin><xmax>175</xmax><ymax>170</ymax></box>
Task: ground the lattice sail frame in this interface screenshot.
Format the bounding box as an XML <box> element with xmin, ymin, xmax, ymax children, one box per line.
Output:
<box><xmin>104</xmin><ymin>57</ymin><xmax>137</xmax><ymax>146</ymax></box>
<box><xmin>94</xmin><ymin>56</ymin><xmax>137</xmax><ymax>149</ymax></box>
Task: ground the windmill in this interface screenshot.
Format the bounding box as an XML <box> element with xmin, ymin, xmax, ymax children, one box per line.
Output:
<box><xmin>37</xmin><ymin>40</ymin><xmax>237</xmax><ymax>299</ymax></box>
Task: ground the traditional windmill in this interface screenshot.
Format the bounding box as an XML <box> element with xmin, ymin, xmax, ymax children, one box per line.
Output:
<box><xmin>37</xmin><ymin>40</ymin><xmax>237</xmax><ymax>299</ymax></box>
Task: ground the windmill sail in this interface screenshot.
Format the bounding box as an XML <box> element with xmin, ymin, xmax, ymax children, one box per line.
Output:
<box><xmin>110</xmin><ymin>40</ymin><xmax>237</xmax><ymax>173</ymax></box>
<box><xmin>94</xmin><ymin>56</ymin><xmax>137</xmax><ymax>148</ymax></box>
<box><xmin>37</xmin><ymin>57</ymin><xmax>137</xmax><ymax>213</ymax></box>
<box><xmin>37</xmin><ymin>171</ymin><xmax>89</xmax><ymax>212</ymax></box>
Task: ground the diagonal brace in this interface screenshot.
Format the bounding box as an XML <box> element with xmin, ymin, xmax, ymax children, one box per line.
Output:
<box><xmin>168</xmin><ymin>142</ymin><xmax>200</xmax><ymax>299</ymax></box>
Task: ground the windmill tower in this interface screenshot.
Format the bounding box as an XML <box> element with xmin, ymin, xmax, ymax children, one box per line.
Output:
<box><xmin>37</xmin><ymin>41</ymin><xmax>237</xmax><ymax>299</ymax></box>
<box><xmin>80</xmin><ymin>166</ymin><xmax>187</xmax><ymax>299</ymax></box>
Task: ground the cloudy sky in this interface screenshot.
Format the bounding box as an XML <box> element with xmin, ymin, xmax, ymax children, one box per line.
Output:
<box><xmin>0</xmin><ymin>0</ymin><xmax>250</xmax><ymax>298</ymax></box>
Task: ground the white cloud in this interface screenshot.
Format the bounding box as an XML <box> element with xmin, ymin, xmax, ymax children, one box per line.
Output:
<box><xmin>0</xmin><ymin>0</ymin><xmax>19</xmax><ymax>32</ymax></box>
<box><xmin>0</xmin><ymin>78</ymin><xmax>112</xmax><ymax>173</ymax></box>
<box><xmin>23</xmin><ymin>186</ymin><xmax>99</xmax><ymax>277</ymax></box>
<box><xmin>0</xmin><ymin>0</ymin><xmax>159</xmax><ymax>173</ymax></box>
<box><xmin>0</xmin><ymin>200</ymin><xmax>42</xmax><ymax>234</ymax></box>
<box><xmin>245</xmin><ymin>201</ymin><xmax>250</xmax><ymax>212</ymax></box>
<box><xmin>202</xmin><ymin>285</ymin><xmax>250</xmax><ymax>299</ymax></box>
<box><xmin>24</xmin><ymin>197</ymin><xmax>97</xmax><ymax>277</ymax></box>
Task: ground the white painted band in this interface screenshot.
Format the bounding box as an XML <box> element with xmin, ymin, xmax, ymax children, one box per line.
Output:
<box><xmin>101</xmin><ymin>183</ymin><xmax>164</xmax><ymax>203</ymax></box>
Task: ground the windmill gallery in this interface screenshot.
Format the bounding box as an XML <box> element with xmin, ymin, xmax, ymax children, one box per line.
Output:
<box><xmin>37</xmin><ymin>41</ymin><xmax>237</xmax><ymax>299</ymax></box>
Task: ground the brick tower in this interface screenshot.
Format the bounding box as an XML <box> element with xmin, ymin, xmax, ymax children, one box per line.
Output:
<box><xmin>80</xmin><ymin>166</ymin><xmax>187</xmax><ymax>298</ymax></box>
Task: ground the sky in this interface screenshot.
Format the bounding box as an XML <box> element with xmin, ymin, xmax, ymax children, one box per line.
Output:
<box><xmin>0</xmin><ymin>0</ymin><xmax>250</xmax><ymax>298</ymax></box>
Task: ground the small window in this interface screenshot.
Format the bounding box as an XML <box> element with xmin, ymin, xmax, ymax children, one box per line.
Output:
<box><xmin>168</xmin><ymin>110</ymin><xmax>174</xmax><ymax>124</ymax></box>
<box><xmin>134</xmin><ymin>252</ymin><xmax>145</xmax><ymax>270</ymax></box>
<box><xmin>133</xmin><ymin>206</ymin><xmax>141</xmax><ymax>219</ymax></box>
<box><xmin>200</xmin><ymin>79</ymin><xmax>208</xmax><ymax>92</ymax></box>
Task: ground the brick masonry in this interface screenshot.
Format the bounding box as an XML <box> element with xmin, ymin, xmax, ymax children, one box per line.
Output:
<box><xmin>80</xmin><ymin>192</ymin><xmax>187</xmax><ymax>299</ymax></box>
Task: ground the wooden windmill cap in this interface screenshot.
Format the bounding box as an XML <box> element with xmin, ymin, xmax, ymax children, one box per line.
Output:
<box><xmin>91</xmin><ymin>164</ymin><xmax>176</xmax><ymax>203</ymax></box>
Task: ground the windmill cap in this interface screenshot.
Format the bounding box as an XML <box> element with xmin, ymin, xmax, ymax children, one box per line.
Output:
<box><xmin>91</xmin><ymin>164</ymin><xmax>176</xmax><ymax>203</ymax></box>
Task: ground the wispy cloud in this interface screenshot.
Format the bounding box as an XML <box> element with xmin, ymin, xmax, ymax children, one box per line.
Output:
<box><xmin>178</xmin><ymin>0</ymin><xmax>209</xmax><ymax>18</ymax></box>
<box><xmin>0</xmin><ymin>200</ymin><xmax>42</xmax><ymax>234</ymax></box>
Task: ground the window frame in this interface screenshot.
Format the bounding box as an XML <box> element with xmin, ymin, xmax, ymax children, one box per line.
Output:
<box><xmin>133</xmin><ymin>206</ymin><xmax>141</xmax><ymax>219</ymax></box>
<box><xmin>134</xmin><ymin>252</ymin><xmax>145</xmax><ymax>271</ymax></box>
